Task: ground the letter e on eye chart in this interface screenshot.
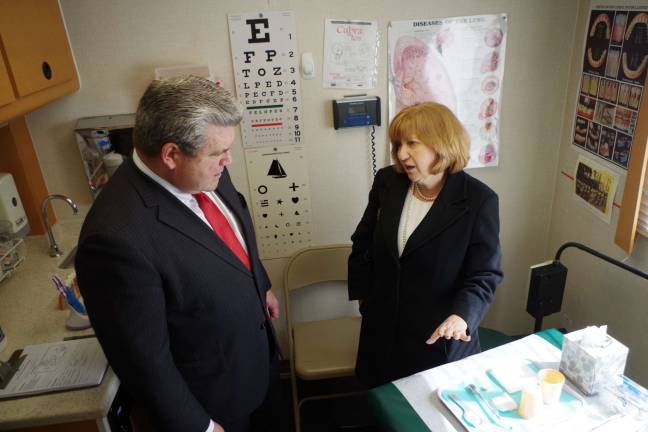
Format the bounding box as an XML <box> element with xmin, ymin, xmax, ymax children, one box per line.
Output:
<box><xmin>228</xmin><ymin>11</ymin><xmax>304</xmax><ymax>149</ymax></box>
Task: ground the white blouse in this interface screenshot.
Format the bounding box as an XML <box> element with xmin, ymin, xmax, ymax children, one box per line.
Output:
<box><xmin>398</xmin><ymin>188</ymin><xmax>434</xmax><ymax>256</ymax></box>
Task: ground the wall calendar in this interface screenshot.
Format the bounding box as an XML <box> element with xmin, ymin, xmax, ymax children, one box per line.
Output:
<box><xmin>228</xmin><ymin>11</ymin><xmax>304</xmax><ymax>149</ymax></box>
<box><xmin>245</xmin><ymin>145</ymin><xmax>313</xmax><ymax>259</ymax></box>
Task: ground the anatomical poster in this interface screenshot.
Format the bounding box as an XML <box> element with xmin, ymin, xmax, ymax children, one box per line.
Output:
<box><xmin>323</xmin><ymin>19</ymin><xmax>379</xmax><ymax>89</ymax></box>
<box><xmin>388</xmin><ymin>14</ymin><xmax>507</xmax><ymax>169</ymax></box>
<box><xmin>572</xmin><ymin>7</ymin><xmax>648</xmax><ymax>169</ymax></box>
<box><xmin>245</xmin><ymin>145</ymin><xmax>312</xmax><ymax>259</ymax></box>
<box><xmin>228</xmin><ymin>11</ymin><xmax>304</xmax><ymax>149</ymax></box>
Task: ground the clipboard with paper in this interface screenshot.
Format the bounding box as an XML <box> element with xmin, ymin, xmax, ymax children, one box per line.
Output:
<box><xmin>0</xmin><ymin>338</ymin><xmax>107</xmax><ymax>399</ymax></box>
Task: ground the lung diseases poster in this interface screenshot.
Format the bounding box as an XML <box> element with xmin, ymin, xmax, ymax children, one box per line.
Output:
<box><xmin>228</xmin><ymin>11</ymin><xmax>304</xmax><ymax>149</ymax></box>
<box><xmin>388</xmin><ymin>14</ymin><xmax>507</xmax><ymax>169</ymax></box>
<box><xmin>245</xmin><ymin>145</ymin><xmax>312</xmax><ymax>259</ymax></box>
<box><xmin>572</xmin><ymin>8</ymin><xmax>648</xmax><ymax>169</ymax></box>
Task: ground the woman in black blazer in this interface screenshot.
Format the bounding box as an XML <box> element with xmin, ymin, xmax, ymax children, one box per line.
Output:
<box><xmin>348</xmin><ymin>102</ymin><xmax>503</xmax><ymax>387</ymax></box>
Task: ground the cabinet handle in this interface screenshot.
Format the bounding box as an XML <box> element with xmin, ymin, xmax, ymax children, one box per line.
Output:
<box><xmin>42</xmin><ymin>61</ymin><xmax>52</xmax><ymax>80</ymax></box>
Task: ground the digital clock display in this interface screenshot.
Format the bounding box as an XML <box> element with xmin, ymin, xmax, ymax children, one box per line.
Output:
<box><xmin>347</xmin><ymin>104</ymin><xmax>366</xmax><ymax>115</ymax></box>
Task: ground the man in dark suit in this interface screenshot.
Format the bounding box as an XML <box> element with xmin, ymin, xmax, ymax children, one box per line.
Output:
<box><xmin>76</xmin><ymin>76</ymin><xmax>280</xmax><ymax>432</ymax></box>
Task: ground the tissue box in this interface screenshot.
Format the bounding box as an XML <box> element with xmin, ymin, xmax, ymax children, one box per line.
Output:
<box><xmin>560</xmin><ymin>327</ymin><xmax>629</xmax><ymax>395</ymax></box>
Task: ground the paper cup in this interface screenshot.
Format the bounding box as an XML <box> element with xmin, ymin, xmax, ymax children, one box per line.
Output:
<box><xmin>538</xmin><ymin>368</ymin><xmax>565</xmax><ymax>404</ymax></box>
<box><xmin>66</xmin><ymin>306</ymin><xmax>91</xmax><ymax>331</ymax></box>
<box><xmin>103</xmin><ymin>153</ymin><xmax>124</xmax><ymax>177</ymax></box>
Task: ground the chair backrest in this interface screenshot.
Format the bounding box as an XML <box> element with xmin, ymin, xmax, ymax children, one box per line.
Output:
<box><xmin>284</xmin><ymin>244</ymin><xmax>351</xmax><ymax>293</ymax></box>
<box><xmin>283</xmin><ymin>244</ymin><xmax>353</xmax><ymax>327</ymax></box>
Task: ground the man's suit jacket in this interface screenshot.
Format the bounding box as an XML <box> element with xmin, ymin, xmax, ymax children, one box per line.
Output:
<box><xmin>348</xmin><ymin>166</ymin><xmax>503</xmax><ymax>387</ymax></box>
<box><xmin>76</xmin><ymin>159</ymin><xmax>275</xmax><ymax>431</ymax></box>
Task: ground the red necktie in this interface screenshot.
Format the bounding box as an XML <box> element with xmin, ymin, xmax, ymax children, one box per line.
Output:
<box><xmin>193</xmin><ymin>192</ymin><xmax>251</xmax><ymax>270</ymax></box>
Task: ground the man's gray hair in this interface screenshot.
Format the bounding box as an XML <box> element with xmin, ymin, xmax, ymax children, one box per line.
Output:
<box><xmin>133</xmin><ymin>75</ymin><xmax>242</xmax><ymax>157</ymax></box>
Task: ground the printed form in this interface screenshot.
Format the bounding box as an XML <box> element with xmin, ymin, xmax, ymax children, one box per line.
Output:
<box><xmin>0</xmin><ymin>338</ymin><xmax>107</xmax><ymax>399</ymax></box>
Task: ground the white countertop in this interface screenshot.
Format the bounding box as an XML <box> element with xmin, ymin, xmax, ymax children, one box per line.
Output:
<box><xmin>0</xmin><ymin>217</ymin><xmax>119</xmax><ymax>429</ymax></box>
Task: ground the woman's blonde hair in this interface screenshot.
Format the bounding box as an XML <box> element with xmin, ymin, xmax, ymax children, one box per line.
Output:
<box><xmin>389</xmin><ymin>102</ymin><xmax>470</xmax><ymax>174</ymax></box>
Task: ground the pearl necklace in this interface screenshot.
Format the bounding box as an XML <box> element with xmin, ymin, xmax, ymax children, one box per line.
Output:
<box><xmin>413</xmin><ymin>181</ymin><xmax>439</xmax><ymax>202</ymax></box>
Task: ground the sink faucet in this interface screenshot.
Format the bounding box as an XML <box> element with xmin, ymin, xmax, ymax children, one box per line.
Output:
<box><xmin>41</xmin><ymin>194</ymin><xmax>78</xmax><ymax>257</ymax></box>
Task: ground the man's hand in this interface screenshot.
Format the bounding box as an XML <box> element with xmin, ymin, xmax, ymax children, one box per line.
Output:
<box><xmin>266</xmin><ymin>290</ymin><xmax>280</xmax><ymax>320</ymax></box>
<box><xmin>426</xmin><ymin>314</ymin><xmax>471</xmax><ymax>345</ymax></box>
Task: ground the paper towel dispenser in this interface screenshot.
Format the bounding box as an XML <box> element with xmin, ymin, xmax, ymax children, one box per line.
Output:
<box><xmin>0</xmin><ymin>173</ymin><xmax>29</xmax><ymax>239</ymax></box>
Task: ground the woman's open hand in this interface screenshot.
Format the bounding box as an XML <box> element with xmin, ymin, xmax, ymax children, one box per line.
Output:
<box><xmin>426</xmin><ymin>314</ymin><xmax>471</xmax><ymax>344</ymax></box>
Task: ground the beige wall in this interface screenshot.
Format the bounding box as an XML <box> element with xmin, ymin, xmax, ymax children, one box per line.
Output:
<box><xmin>28</xmin><ymin>1</ymin><xmax>581</xmax><ymax>358</ymax></box>
<box><xmin>546</xmin><ymin>0</ymin><xmax>648</xmax><ymax>385</ymax></box>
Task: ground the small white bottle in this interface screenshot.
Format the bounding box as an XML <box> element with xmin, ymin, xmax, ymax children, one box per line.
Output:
<box><xmin>518</xmin><ymin>384</ymin><xmax>543</xmax><ymax>419</ymax></box>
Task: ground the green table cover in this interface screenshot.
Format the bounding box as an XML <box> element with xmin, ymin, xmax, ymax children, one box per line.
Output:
<box><xmin>367</xmin><ymin>329</ymin><xmax>564</xmax><ymax>432</ymax></box>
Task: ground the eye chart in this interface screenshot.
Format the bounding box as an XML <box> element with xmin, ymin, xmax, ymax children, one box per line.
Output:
<box><xmin>245</xmin><ymin>145</ymin><xmax>312</xmax><ymax>259</ymax></box>
<box><xmin>228</xmin><ymin>11</ymin><xmax>303</xmax><ymax>149</ymax></box>
<box><xmin>229</xmin><ymin>11</ymin><xmax>313</xmax><ymax>259</ymax></box>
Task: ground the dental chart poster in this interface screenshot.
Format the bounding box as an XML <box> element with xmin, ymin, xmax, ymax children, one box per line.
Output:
<box><xmin>323</xmin><ymin>19</ymin><xmax>379</xmax><ymax>89</ymax></box>
<box><xmin>574</xmin><ymin>156</ymin><xmax>619</xmax><ymax>223</ymax></box>
<box><xmin>228</xmin><ymin>11</ymin><xmax>304</xmax><ymax>149</ymax></box>
<box><xmin>245</xmin><ymin>145</ymin><xmax>313</xmax><ymax>259</ymax></box>
<box><xmin>388</xmin><ymin>14</ymin><xmax>507</xmax><ymax>169</ymax></box>
<box><xmin>572</xmin><ymin>8</ymin><xmax>648</xmax><ymax>169</ymax></box>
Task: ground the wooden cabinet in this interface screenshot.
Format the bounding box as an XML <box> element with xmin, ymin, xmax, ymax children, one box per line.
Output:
<box><xmin>0</xmin><ymin>57</ymin><xmax>16</xmax><ymax>107</ymax></box>
<box><xmin>0</xmin><ymin>0</ymin><xmax>78</xmax><ymax>233</ymax></box>
<box><xmin>0</xmin><ymin>0</ymin><xmax>79</xmax><ymax>122</ymax></box>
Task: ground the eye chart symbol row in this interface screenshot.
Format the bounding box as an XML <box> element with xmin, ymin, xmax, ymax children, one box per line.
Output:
<box><xmin>256</xmin><ymin>180</ymin><xmax>303</xmax><ymax>193</ymax></box>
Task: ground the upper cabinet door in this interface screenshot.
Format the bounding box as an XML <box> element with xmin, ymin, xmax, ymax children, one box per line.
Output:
<box><xmin>0</xmin><ymin>0</ymin><xmax>76</xmax><ymax>98</ymax></box>
<box><xmin>0</xmin><ymin>58</ymin><xmax>16</xmax><ymax>107</ymax></box>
